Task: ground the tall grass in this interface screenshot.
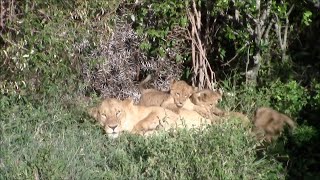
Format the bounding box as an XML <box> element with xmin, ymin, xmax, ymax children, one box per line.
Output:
<box><xmin>0</xmin><ymin>97</ymin><xmax>284</xmax><ymax>179</ymax></box>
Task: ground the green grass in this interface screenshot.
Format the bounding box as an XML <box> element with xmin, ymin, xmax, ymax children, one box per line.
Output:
<box><xmin>0</xmin><ymin>97</ymin><xmax>284</xmax><ymax>179</ymax></box>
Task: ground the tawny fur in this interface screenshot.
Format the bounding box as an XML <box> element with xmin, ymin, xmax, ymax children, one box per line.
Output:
<box><xmin>182</xmin><ymin>89</ymin><xmax>250</xmax><ymax>125</ymax></box>
<box><xmin>185</xmin><ymin>89</ymin><xmax>225</xmax><ymax>117</ymax></box>
<box><xmin>138</xmin><ymin>75</ymin><xmax>196</xmax><ymax>112</ymax></box>
<box><xmin>253</xmin><ymin>107</ymin><xmax>296</xmax><ymax>142</ymax></box>
<box><xmin>138</xmin><ymin>75</ymin><xmax>171</xmax><ymax>106</ymax></box>
<box><xmin>88</xmin><ymin>98</ymin><xmax>213</xmax><ymax>138</ymax></box>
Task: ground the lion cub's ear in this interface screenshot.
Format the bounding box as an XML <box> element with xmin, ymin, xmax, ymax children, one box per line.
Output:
<box><xmin>169</xmin><ymin>79</ymin><xmax>177</xmax><ymax>89</ymax></box>
<box><xmin>216</xmin><ymin>88</ymin><xmax>223</xmax><ymax>96</ymax></box>
<box><xmin>124</xmin><ymin>98</ymin><xmax>134</xmax><ymax>106</ymax></box>
<box><xmin>170</xmin><ymin>79</ymin><xmax>177</xmax><ymax>84</ymax></box>
<box><xmin>198</xmin><ymin>92</ymin><xmax>208</xmax><ymax>101</ymax></box>
<box><xmin>88</xmin><ymin>107</ymin><xmax>98</xmax><ymax>120</ymax></box>
<box><xmin>192</xmin><ymin>86</ymin><xmax>199</xmax><ymax>92</ymax></box>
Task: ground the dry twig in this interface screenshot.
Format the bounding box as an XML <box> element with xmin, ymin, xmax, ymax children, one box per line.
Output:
<box><xmin>187</xmin><ymin>0</ymin><xmax>216</xmax><ymax>90</ymax></box>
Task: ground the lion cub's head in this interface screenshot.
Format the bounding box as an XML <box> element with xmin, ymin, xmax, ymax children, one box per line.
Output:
<box><xmin>190</xmin><ymin>89</ymin><xmax>223</xmax><ymax>107</ymax></box>
<box><xmin>88</xmin><ymin>98</ymin><xmax>134</xmax><ymax>138</ymax></box>
<box><xmin>170</xmin><ymin>80</ymin><xmax>196</xmax><ymax>107</ymax></box>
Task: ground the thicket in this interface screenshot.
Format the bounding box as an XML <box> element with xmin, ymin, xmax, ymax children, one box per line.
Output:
<box><xmin>1</xmin><ymin>0</ymin><xmax>320</xmax><ymax>179</ymax></box>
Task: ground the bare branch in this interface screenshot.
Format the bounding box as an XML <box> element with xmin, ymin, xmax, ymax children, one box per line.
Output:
<box><xmin>283</xmin><ymin>5</ymin><xmax>294</xmax><ymax>50</ymax></box>
<box><xmin>274</xmin><ymin>14</ymin><xmax>284</xmax><ymax>49</ymax></box>
<box><xmin>222</xmin><ymin>42</ymin><xmax>249</xmax><ymax>66</ymax></box>
<box><xmin>262</xmin><ymin>20</ymin><xmax>273</xmax><ymax>40</ymax></box>
<box><xmin>287</xmin><ymin>5</ymin><xmax>295</xmax><ymax>16</ymax></box>
<box><xmin>187</xmin><ymin>0</ymin><xmax>216</xmax><ymax>89</ymax></box>
<box><xmin>260</xmin><ymin>0</ymin><xmax>271</xmax><ymax>23</ymax></box>
<box><xmin>260</xmin><ymin>1</ymin><xmax>272</xmax><ymax>35</ymax></box>
<box><xmin>245</xmin><ymin>46</ymin><xmax>250</xmax><ymax>84</ymax></box>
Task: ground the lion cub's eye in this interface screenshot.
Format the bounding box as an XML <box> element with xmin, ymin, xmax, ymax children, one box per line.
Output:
<box><xmin>176</xmin><ymin>93</ymin><xmax>180</xmax><ymax>96</ymax></box>
<box><xmin>101</xmin><ymin>114</ymin><xmax>107</xmax><ymax>118</ymax></box>
<box><xmin>116</xmin><ymin>110</ymin><xmax>121</xmax><ymax>117</ymax></box>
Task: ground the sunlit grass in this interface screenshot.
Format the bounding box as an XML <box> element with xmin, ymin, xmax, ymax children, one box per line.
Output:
<box><xmin>0</xmin><ymin>98</ymin><xmax>284</xmax><ymax>179</ymax></box>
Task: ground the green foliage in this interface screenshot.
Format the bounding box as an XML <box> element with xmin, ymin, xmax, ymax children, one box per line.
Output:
<box><xmin>292</xmin><ymin>124</ymin><xmax>318</xmax><ymax>147</ymax></box>
<box><xmin>133</xmin><ymin>0</ymin><xmax>190</xmax><ymax>60</ymax></box>
<box><xmin>0</xmin><ymin>0</ymin><xmax>119</xmax><ymax>100</ymax></box>
<box><xmin>286</xmin><ymin>121</ymin><xmax>320</xmax><ymax>179</ymax></box>
<box><xmin>220</xmin><ymin>79</ymin><xmax>270</xmax><ymax>114</ymax></box>
<box><xmin>310</xmin><ymin>80</ymin><xmax>320</xmax><ymax>108</ymax></box>
<box><xmin>266</xmin><ymin>80</ymin><xmax>309</xmax><ymax>117</ymax></box>
<box><xmin>302</xmin><ymin>10</ymin><xmax>312</xmax><ymax>26</ymax></box>
<box><xmin>0</xmin><ymin>97</ymin><xmax>284</xmax><ymax>179</ymax></box>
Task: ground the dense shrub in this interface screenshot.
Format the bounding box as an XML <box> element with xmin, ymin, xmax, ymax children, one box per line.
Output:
<box><xmin>267</xmin><ymin>80</ymin><xmax>310</xmax><ymax>117</ymax></box>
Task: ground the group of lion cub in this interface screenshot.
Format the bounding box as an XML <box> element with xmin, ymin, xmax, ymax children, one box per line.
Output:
<box><xmin>88</xmin><ymin>75</ymin><xmax>296</xmax><ymax>142</ymax></box>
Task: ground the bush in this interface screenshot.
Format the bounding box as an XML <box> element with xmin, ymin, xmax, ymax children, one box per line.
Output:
<box><xmin>266</xmin><ymin>80</ymin><xmax>309</xmax><ymax>117</ymax></box>
<box><xmin>0</xmin><ymin>0</ymin><xmax>121</xmax><ymax>101</ymax></box>
<box><xmin>310</xmin><ymin>80</ymin><xmax>320</xmax><ymax>108</ymax></box>
<box><xmin>219</xmin><ymin>80</ymin><xmax>270</xmax><ymax>115</ymax></box>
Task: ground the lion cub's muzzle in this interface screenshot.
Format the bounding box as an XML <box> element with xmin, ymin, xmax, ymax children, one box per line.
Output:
<box><xmin>104</xmin><ymin>123</ymin><xmax>121</xmax><ymax>138</ymax></box>
<box><xmin>176</xmin><ymin>102</ymin><xmax>183</xmax><ymax>107</ymax></box>
<box><xmin>175</xmin><ymin>99</ymin><xmax>187</xmax><ymax>107</ymax></box>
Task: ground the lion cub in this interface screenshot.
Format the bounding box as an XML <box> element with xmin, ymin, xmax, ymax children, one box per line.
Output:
<box><xmin>253</xmin><ymin>107</ymin><xmax>296</xmax><ymax>142</ymax></box>
<box><xmin>183</xmin><ymin>89</ymin><xmax>250</xmax><ymax>124</ymax></box>
<box><xmin>183</xmin><ymin>89</ymin><xmax>225</xmax><ymax>118</ymax></box>
<box><xmin>89</xmin><ymin>98</ymin><xmax>212</xmax><ymax>138</ymax></box>
<box><xmin>138</xmin><ymin>75</ymin><xmax>196</xmax><ymax>112</ymax></box>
